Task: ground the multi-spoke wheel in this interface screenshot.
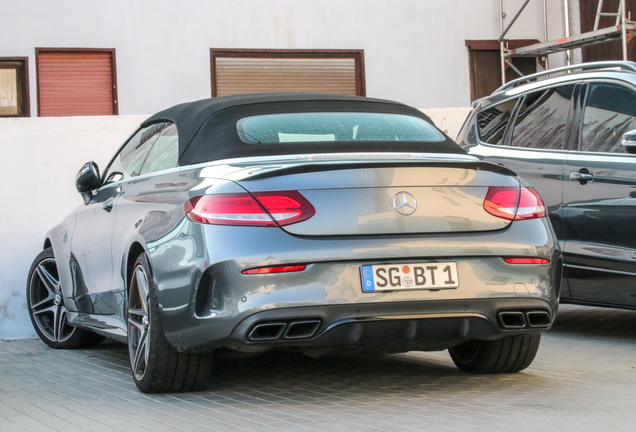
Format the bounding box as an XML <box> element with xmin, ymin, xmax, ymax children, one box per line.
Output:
<box><xmin>127</xmin><ymin>257</ymin><xmax>152</xmax><ymax>383</ymax></box>
<box><xmin>127</xmin><ymin>253</ymin><xmax>212</xmax><ymax>393</ymax></box>
<box><xmin>27</xmin><ymin>248</ymin><xmax>103</xmax><ymax>349</ymax></box>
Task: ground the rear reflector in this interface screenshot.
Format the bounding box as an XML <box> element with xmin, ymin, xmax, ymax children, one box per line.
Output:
<box><xmin>185</xmin><ymin>191</ymin><xmax>315</xmax><ymax>226</ymax></box>
<box><xmin>483</xmin><ymin>186</ymin><xmax>547</xmax><ymax>221</ymax></box>
<box><xmin>503</xmin><ymin>258</ymin><xmax>550</xmax><ymax>265</ymax></box>
<box><xmin>242</xmin><ymin>265</ymin><xmax>307</xmax><ymax>275</ymax></box>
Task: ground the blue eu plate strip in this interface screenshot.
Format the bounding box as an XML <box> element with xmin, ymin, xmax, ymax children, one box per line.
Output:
<box><xmin>361</xmin><ymin>265</ymin><xmax>375</xmax><ymax>292</ymax></box>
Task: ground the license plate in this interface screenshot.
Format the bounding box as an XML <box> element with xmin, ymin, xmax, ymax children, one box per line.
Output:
<box><xmin>361</xmin><ymin>262</ymin><xmax>459</xmax><ymax>292</ymax></box>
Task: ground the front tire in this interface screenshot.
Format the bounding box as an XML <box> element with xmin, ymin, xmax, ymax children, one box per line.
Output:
<box><xmin>449</xmin><ymin>334</ymin><xmax>541</xmax><ymax>374</ymax></box>
<box><xmin>127</xmin><ymin>253</ymin><xmax>212</xmax><ymax>393</ymax></box>
<box><xmin>26</xmin><ymin>248</ymin><xmax>104</xmax><ymax>349</ymax></box>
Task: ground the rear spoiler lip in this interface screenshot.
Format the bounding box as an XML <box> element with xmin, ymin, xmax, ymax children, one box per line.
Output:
<box><xmin>239</xmin><ymin>158</ymin><xmax>517</xmax><ymax>181</ymax></box>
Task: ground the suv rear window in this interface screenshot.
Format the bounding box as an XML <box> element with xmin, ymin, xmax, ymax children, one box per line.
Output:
<box><xmin>236</xmin><ymin>112</ymin><xmax>446</xmax><ymax>144</ymax></box>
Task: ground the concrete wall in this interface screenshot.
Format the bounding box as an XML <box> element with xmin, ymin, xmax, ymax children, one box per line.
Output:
<box><xmin>0</xmin><ymin>115</ymin><xmax>147</xmax><ymax>339</ymax></box>
<box><xmin>0</xmin><ymin>0</ymin><xmax>567</xmax><ymax>115</ymax></box>
<box><xmin>0</xmin><ymin>108</ymin><xmax>470</xmax><ymax>340</ymax></box>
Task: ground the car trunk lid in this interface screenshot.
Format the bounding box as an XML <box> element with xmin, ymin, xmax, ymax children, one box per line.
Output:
<box><xmin>227</xmin><ymin>156</ymin><xmax>521</xmax><ymax>236</ymax></box>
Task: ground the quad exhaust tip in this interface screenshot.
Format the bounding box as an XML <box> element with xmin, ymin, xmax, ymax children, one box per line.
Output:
<box><xmin>498</xmin><ymin>310</ymin><xmax>551</xmax><ymax>330</ymax></box>
<box><xmin>248</xmin><ymin>319</ymin><xmax>322</xmax><ymax>341</ymax></box>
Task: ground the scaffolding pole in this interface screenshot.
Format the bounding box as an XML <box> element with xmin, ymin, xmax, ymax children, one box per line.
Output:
<box><xmin>499</xmin><ymin>0</ymin><xmax>635</xmax><ymax>82</ymax></box>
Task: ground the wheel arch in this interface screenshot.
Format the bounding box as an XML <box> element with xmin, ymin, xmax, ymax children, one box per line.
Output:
<box><xmin>126</xmin><ymin>242</ymin><xmax>147</xmax><ymax>291</ymax></box>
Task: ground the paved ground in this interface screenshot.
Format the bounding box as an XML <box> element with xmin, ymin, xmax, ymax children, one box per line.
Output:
<box><xmin>1</xmin><ymin>304</ymin><xmax>635</xmax><ymax>432</ymax></box>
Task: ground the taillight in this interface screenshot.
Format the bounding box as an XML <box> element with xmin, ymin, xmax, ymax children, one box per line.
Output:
<box><xmin>503</xmin><ymin>258</ymin><xmax>550</xmax><ymax>264</ymax></box>
<box><xmin>483</xmin><ymin>186</ymin><xmax>546</xmax><ymax>221</ymax></box>
<box><xmin>184</xmin><ymin>191</ymin><xmax>315</xmax><ymax>226</ymax></box>
<box><xmin>241</xmin><ymin>265</ymin><xmax>307</xmax><ymax>275</ymax></box>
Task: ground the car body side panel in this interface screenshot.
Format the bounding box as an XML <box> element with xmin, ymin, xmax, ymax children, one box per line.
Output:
<box><xmin>562</xmin><ymin>152</ymin><xmax>636</xmax><ymax>308</ymax></box>
<box><xmin>46</xmin><ymin>212</ymin><xmax>78</xmax><ymax>311</ymax></box>
<box><xmin>68</xmin><ymin>184</ymin><xmax>122</xmax><ymax>315</ymax></box>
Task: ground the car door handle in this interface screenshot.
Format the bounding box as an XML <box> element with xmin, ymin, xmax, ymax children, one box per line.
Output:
<box><xmin>102</xmin><ymin>198</ymin><xmax>115</xmax><ymax>212</ymax></box>
<box><xmin>569</xmin><ymin>170</ymin><xmax>594</xmax><ymax>184</ymax></box>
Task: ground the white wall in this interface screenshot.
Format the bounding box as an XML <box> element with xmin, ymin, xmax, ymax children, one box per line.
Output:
<box><xmin>0</xmin><ymin>0</ymin><xmax>567</xmax><ymax>115</ymax></box>
<box><xmin>0</xmin><ymin>108</ymin><xmax>470</xmax><ymax>340</ymax></box>
<box><xmin>0</xmin><ymin>115</ymin><xmax>147</xmax><ymax>339</ymax></box>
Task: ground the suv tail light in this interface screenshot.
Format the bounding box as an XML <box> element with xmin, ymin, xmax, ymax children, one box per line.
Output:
<box><xmin>483</xmin><ymin>186</ymin><xmax>547</xmax><ymax>221</ymax></box>
<box><xmin>184</xmin><ymin>191</ymin><xmax>315</xmax><ymax>226</ymax></box>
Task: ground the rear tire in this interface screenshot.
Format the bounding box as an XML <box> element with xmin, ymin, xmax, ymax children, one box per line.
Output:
<box><xmin>449</xmin><ymin>334</ymin><xmax>541</xmax><ymax>374</ymax></box>
<box><xmin>127</xmin><ymin>253</ymin><xmax>212</xmax><ymax>393</ymax></box>
<box><xmin>26</xmin><ymin>248</ymin><xmax>104</xmax><ymax>349</ymax></box>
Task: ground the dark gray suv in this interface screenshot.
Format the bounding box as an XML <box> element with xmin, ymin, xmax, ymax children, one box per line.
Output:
<box><xmin>458</xmin><ymin>61</ymin><xmax>636</xmax><ymax>310</ymax></box>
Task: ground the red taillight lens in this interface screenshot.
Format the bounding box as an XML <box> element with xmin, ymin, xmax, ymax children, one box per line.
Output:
<box><xmin>483</xmin><ymin>186</ymin><xmax>546</xmax><ymax>221</ymax></box>
<box><xmin>503</xmin><ymin>258</ymin><xmax>550</xmax><ymax>264</ymax></box>
<box><xmin>241</xmin><ymin>265</ymin><xmax>307</xmax><ymax>275</ymax></box>
<box><xmin>184</xmin><ymin>191</ymin><xmax>315</xmax><ymax>226</ymax></box>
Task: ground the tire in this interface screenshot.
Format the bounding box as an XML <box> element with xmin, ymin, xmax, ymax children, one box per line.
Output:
<box><xmin>449</xmin><ymin>334</ymin><xmax>541</xmax><ymax>374</ymax></box>
<box><xmin>26</xmin><ymin>248</ymin><xmax>104</xmax><ymax>349</ymax></box>
<box><xmin>127</xmin><ymin>253</ymin><xmax>212</xmax><ymax>393</ymax></box>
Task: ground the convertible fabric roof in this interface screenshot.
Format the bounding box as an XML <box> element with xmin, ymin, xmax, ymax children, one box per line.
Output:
<box><xmin>141</xmin><ymin>93</ymin><xmax>464</xmax><ymax>165</ymax></box>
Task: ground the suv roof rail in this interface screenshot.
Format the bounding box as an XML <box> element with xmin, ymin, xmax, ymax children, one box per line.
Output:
<box><xmin>495</xmin><ymin>61</ymin><xmax>636</xmax><ymax>93</ymax></box>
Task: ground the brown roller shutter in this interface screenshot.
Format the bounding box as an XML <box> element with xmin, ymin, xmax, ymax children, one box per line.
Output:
<box><xmin>37</xmin><ymin>50</ymin><xmax>117</xmax><ymax>117</ymax></box>
<box><xmin>211</xmin><ymin>49</ymin><xmax>365</xmax><ymax>97</ymax></box>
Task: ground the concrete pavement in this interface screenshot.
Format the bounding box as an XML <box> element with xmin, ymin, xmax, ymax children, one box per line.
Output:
<box><xmin>1</xmin><ymin>304</ymin><xmax>635</xmax><ymax>431</ymax></box>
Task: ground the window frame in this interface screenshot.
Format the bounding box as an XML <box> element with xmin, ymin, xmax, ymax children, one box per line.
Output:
<box><xmin>35</xmin><ymin>48</ymin><xmax>118</xmax><ymax>117</ymax></box>
<box><xmin>102</xmin><ymin>121</ymin><xmax>177</xmax><ymax>185</ymax></box>
<box><xmin>475</xmin><ymin>83</ymin><xmax>578</xmax><ymax>152</ymax></box>
<box><xmin>209</xmin><ymin>48</ymin><xmax>366</xmax><ymax>97</ymax></box>
<box><xmin>578</xmin><ymin>79</ymin><xmax>636</xmax><ymax>154</ymax></box>
<box><xmin>0</xmin><ymin>57</ymin><xmax>30</xmax><ymax>117</ymax></box>
<box><xmin>506</xmin><ymin>84</ymin><xmax>576</xmax><ymax>151</ymax></box>
<box><xmin>475</xmin><ymin>97</ymin><xmax>521</xmax><ymax>146</ymax></box>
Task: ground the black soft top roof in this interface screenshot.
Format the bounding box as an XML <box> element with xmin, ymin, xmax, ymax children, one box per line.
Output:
<box><xmin>141</xmin><ymin>93</ymin><xmax>464</xmax><ymax>165</ymax></box>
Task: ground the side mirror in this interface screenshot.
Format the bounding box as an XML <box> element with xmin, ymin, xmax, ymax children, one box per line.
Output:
<box><xmin>75</xmin><ymin>162</ymin><xmax>101</xmax><ymax>203</ymax></box>
<box><xmin>621</xmin><ymin>129</ymin><xmax>636</xmax><ymax>154</ymax></box>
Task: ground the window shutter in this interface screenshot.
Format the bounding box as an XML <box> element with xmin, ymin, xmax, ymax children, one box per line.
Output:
<box><xmin>211</xmin><ymin>50</ymin><xmax>365</xmax><ymax>97</ymax></box>
<box><xmin>38</xmin><ymin>51</ymin><xmax>116</xmax><ymax>117</ymax></box>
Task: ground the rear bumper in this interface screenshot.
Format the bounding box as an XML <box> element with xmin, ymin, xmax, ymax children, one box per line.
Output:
<box><xmin>181</xmin><ymin>298</ymin><xmax>555</xmax><ymax>354</ymax></box>
<box><xmin>149</xmin><ymin>218</ymin><xmax>560</xmax><ymax>352</ymax></box>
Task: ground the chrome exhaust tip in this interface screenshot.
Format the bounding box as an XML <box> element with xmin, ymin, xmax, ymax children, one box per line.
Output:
<box><xmin>526</xmin><ymin>310</ymin><xmax>551</xmax><ymax>328</ymax></box>
<box><xmin>248</xmin><ymin>322</ymin><xmax>287</xmax><ymax>341</ymax></box>
<box><xmin>284</xmin><ymin>320</ymin><xmax>321</xmax><ymax>339</ymax></box>
<box><xmin>498</xmin><ymin>311</ymin><xmax>527</xmax><ymax>329</ymax></box>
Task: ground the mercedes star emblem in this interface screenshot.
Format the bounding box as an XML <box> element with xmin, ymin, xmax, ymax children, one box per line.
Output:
<box><xmin>393</xmin><ymin>191</ymin><xmax>417</xmax><ymax>215</ymax></box>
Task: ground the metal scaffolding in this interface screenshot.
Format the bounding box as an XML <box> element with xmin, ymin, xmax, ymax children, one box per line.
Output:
<box><xmin>498</xmin><ymin>0</ymin><xmax>635</xmax><ymax>83</ymax></box>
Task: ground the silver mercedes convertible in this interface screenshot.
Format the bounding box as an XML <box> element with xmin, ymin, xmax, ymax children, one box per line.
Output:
<box><xmin>27</xmin><ymin>94</ymin><xmax>561</xmax><ymax>393</ymax></box>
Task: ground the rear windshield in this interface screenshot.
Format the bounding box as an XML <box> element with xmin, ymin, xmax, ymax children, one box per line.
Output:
<box><xmin>236</xmin><ymin>112</ymin><xmax>446</xmax><ymax>144</ymax></box>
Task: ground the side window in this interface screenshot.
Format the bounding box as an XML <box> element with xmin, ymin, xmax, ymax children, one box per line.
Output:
<box><xmin>476</xmin><ymin>99</ymin><xmax>517</xmax><ymax>145</ymax></box>
<box><xmin>139</xmin><ymin>123</ymin><xmax>179</xmax><ymax>175</ymax></box>
<box><xmin>581</xmin><ymin>83</ymin><xmax>636</xmax><ymax>153</ymax></box>
<box><xmin>510</xmin><ymin>85</ymin><xmax>574</xmax><ymax>150</ymax></box>
<box><xmin>103</xmin><ymin>122</ymin><xmax>170</xmax><ymax>183</ymax></box>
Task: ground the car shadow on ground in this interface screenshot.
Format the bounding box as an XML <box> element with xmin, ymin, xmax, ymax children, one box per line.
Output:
<box><xmin>550</xmin><ymin>304</ymin><xmax>636</xmax><ymax>342</ymax></box>
<box><xmin>89</xmin><ymin>339</ymin><xmax>552</xmax><ymax>397</ymax></box>
<box><xmin>85</xmin><ymin>304</ymin><xmax>636</xmax><ymax>396</ymax></box>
